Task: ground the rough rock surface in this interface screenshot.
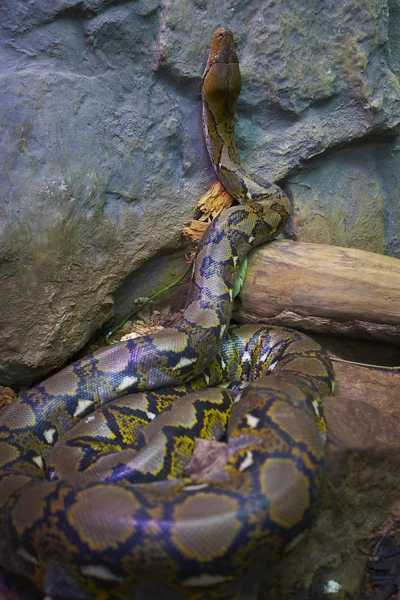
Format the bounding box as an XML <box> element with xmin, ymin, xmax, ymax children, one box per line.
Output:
<box><xmin>1</xmin><ymin>0</ymin><xmax>400</xmax><ymax>386</ymax></box>
<box><xmin>287</xmin><ymin>143</ymin><xmax>400</xmax><ymax>256</ymax></box>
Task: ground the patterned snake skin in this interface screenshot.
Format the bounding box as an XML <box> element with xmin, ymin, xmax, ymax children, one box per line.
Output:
<box><xmin>0</xmin><ymin>28</ymin><xmax>335</xmax><ymax>600</ymax></box>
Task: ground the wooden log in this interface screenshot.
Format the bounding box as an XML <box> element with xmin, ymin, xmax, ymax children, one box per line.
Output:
<box><xmin>235</xmin><ymin>240</ymin><xmax>400</xmax><ymax>345</ymax></box>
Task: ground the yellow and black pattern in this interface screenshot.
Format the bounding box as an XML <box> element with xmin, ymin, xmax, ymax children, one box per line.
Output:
<box><xmin>0</xmin><ymin>28</ymin><xmax>335</xmax><ymax>600</ymax></box>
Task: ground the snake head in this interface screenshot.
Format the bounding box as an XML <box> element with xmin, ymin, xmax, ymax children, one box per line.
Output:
<box><xmin>202</xmin><ymin>28</ymin><xmax>242</xmax><ymax>120</ymax></box>
<box><xmin>207</xmin><ymin>28</ymin><xmax>238</xmax><ymax>66</ymax></box>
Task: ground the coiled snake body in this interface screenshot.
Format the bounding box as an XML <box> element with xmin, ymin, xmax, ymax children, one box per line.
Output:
<box><xmin>0</xmin><ymin>28</ymin><xmax>334</xmax><ymax>600</ymax></box>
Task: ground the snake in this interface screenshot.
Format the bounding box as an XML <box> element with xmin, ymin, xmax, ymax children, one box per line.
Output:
<box><xmin>0</xmin><ymin>27</ymin><xmax>335</xmax><ymax>600</ymax></box>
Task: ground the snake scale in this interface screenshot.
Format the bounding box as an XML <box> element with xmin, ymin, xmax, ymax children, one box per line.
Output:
<box><xmin>0</xmin><ymin>28</ymin><xmax>335</xmax><ymax>600</ymax></box>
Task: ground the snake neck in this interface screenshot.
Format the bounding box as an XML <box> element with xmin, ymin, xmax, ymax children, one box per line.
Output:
<box><xmin>202</xmin><ymin>28</ymin><xmax>291</xmax><ymax>215</ymax></box>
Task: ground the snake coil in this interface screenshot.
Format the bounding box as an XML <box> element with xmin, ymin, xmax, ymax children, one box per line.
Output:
<box><xmin>0</xmin><ymin>28</ymin><xmax>334</xmax><ymax>600</ymax></box>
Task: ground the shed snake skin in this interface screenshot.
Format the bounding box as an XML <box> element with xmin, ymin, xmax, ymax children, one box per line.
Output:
<box><xmin>0</xmin><ymin>27</ymin><xmax>335</xmax><ymax>600</ymax></box>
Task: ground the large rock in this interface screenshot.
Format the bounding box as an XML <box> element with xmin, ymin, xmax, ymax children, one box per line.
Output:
<box><xmin>1</xmin><ymin>0</ymin><xmax>400</xmax><ymax>386</ymax></box>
